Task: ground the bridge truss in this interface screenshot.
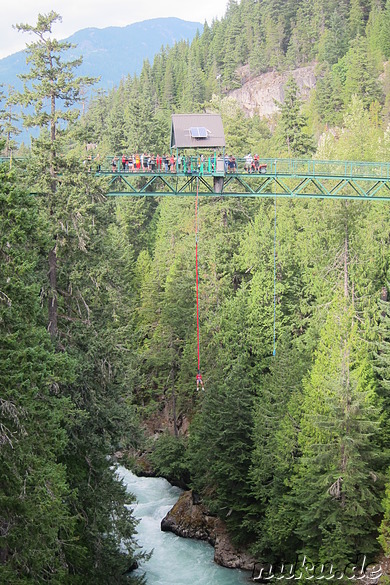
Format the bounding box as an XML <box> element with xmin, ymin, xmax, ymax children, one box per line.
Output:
<box><xmin>2</xmin><ymin>156</ymin><xmax>390</xmax><ymax>201</ymax></box>
<box><xmin>98</xmin><ymin>158</ymin><xmax>390</xmax><ymax>201</ymax></box>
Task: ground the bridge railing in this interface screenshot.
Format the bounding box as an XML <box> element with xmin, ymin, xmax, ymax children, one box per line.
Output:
<box><xmin>263</xmin><ymin>158</ymin><xmax>390</xmax><ymax>179</ymax></box>
<box><xmin>103</xmin><ymin>156</ymin><xmax>390</xmax><ymax>179</ymax></box>
<box><xmin>1</xmin><ymin>155</ymin><xmax>390</xmax><ymax>180</ymax></box>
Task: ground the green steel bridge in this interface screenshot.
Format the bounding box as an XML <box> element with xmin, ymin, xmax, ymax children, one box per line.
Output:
<box><xmin>2</xmin><ymin>155</ymin><xmax>390</xmax><ymax>201</ymax></box>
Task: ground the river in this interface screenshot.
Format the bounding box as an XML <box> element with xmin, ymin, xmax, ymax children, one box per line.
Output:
<box><xmin>118</xmin><ymin>466</ymin><xmax>252</xmax><ymax>585</ymax></box>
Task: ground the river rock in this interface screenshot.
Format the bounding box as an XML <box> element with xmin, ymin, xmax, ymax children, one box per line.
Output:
<box><xmin>161</xmin><ymin>490</ymin><xmax>256</xmax><ymax>571</ymax></box>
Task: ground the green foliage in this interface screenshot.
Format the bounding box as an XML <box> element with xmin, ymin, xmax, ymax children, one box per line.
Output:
<box><xmin>343</xmin><ymin>36</ymin><xmax>383</xmax><ymax>108</ymax></box>
<box><xmin>2</xmin><ymin>13</ymin><xmax>145</xmax><ymax>584</ymax></box>
<box><xmin>149</xmin><ymin>432</ymin><xmax>189</xmax><ymax>486</ymax></box>
<box><xmin>14</xmin><ymin>12</ymin><xmax>96</xmax><ymax>141</ymax></box>
<box><xmin>381</xmin><ymin>0</ymin><xmax>390</xmax><ymax>59</ymax></box>
<box><xmin>379</xmin><ymin>469</ymin><xmax>390</xmax><ymax>556</ymax></box>
<box><xmin>188</xmin><ymin>368</ymin><xmax>258</xmax><ymax>543</ymax></box>
<box><xmin>0</xmin><ymin>167</ymin><xmax>77</xmax><ymax>583</ymax></box>
<box><xmin>4</xmin><ymin>0</ymin><xmax>390</xmax><ymax>579</ymax></box>
<box><xmin>319</xmin><ymin>8</ymin><xmax>349</xmax><ymax>65</ymax></box>
<box><xmin>316</xmin><ymin>95</ymin><xmax>383</xmax><ymax>160</ymax></box>
<box><xmin>0</xmin><ymin>85</ymin><xmax>20</xmax><ymax>155</ymax></box>
<box><xmin>250</xmin><ymin>335</ymin><xmax>308</xmax><ymax>561</ymax></box>
<box><xmin>276</xmin><ymin>75</ymin><xmax>314</xmax><ymax>156</ymax></box>
<box><xmin>313</xmin><ymin>65</ymin><xmax>344</xmax><ymax>126</ymax></box>
<box><xmin>290</xmin><ymin>299</ymin><xmax>383</xmax><ymax>566</ymax></box>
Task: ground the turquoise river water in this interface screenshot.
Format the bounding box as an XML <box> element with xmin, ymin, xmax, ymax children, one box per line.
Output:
<box><xmin>118</xmin><ymin>466</ymin><xmax>252</xmax><ymax>585</ymax></box>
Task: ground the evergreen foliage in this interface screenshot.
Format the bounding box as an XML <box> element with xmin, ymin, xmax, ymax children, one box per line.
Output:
<box><xmin>0</xmin><ymin>13</ymin><xmax>144</xmax><ymax>584</ymax></box>
<box><xmin>0</xmin><ymin>166</ymin><xmax>76</xmax><ymax>583</ymax></box>
<box><xmin>290</xmin><ymin>298</ymin><xmax>383</xmax><ymax>566</ymax></box>
<box><xmin>276</xmin><ymin>75</ymin><xmax>314</xmax><ymax>156</ymax></box>
<box><xmin>2</xmin><ymin>0</ymin><xmax>390</xmax><ymax>579</ymax></box>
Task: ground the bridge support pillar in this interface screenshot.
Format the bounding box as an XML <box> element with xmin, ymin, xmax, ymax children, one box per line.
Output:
<box><xmin>213</xmin><ymin>176</ymin><xmax>224</xmax><ymax>194</ymax></box>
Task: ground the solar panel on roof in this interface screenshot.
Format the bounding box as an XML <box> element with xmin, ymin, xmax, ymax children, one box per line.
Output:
<box><xmin>190</xmin><ymin>126</ymin><xmax>208</xmax><ymax>138</ymax></box>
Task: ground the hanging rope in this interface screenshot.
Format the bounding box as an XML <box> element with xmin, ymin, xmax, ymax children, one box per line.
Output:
<box><xmin>273</xmin><ymin>195</ymin><xmax>277</xmax><ymax>356</ymax></box>
<box><xmin>195</xmin><ymin>178</ymin><xmax>204</xmax><ymax>390</ymax></box>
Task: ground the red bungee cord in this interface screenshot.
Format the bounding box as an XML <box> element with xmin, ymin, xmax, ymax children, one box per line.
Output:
<box><xmin>195</xmin><ymin>178</ymin><xmax>204</xmax><ymax>391</ymax></box>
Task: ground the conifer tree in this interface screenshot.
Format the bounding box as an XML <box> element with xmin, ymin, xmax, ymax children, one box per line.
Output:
<box><xmin>365</xmin><ymin>1</ymin><xmax>385</xmax><ymax>67</ymax></box>
<box><xmin>14</xmin><ymin>11</ymin><xmax>96</xmax><ymax>340</ymax></box>
<box><xmin>321</xmin><ymin>8</ymin><xmax>349</xmax><ymax>65</ymax></box>
<box><xmin>373</xmin><ymin>284</ymin><xmax>390</xmax><ymax>451</ymax></box>
<box><xmin>0</xmin><ymin>165</ymin><xmax>76</xmax><ymax>583</ymax></box>
<box><xmin>349</xmin><ymin>0</ymin><xmax>366</xmax><ymax>38</ymax></box>
<box><xmin>0</xmin><ymin>85</ymin><xmax>20</xmax><ymax>156</ymax></box>
<box><xmin>381</xmin><ymin>0</ymin><xmax>390</xmax><ymax>59</ymax></box>
<box><xmin>277</xmin><ymin>75</ymin><xmax>314</xmax><ymax>156</ymax></box>
<box><xmin>343</xmin><ymin>36</ymin><xmax>383</xmax><ymax>109</ymax></box>
<box><xmin>250</xmin><ymin>334</ymin><xmax>309</xmax><ymax>561</ymax></box>
<box><xmin>314</xmin><ymin>65</ymin><xmax>344</xmax><ymax>126</ymax></box>
<box><xmin>188</xmin><ymin>328</ymin><xmax>258</xmax><ymax>542</ymax></box>
<box><xmin>291</xmin><ymin>298</ymin><xmax>383</xmax><ymax>567</ymax></box>
<box><xmin>10</xmin><ymin>14</ymin><xmax>145</xmax><ymax>583</ymax></box>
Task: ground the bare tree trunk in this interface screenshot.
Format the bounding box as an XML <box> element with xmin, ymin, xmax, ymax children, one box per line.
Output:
<box><xmin>47</xmin><ymin>83</ymin><xmax>58</xmax><ymax>341</ymax></box>
<box><xmin>172</xmin><ymin>386</ymin><xmax>178</xmax><ymax>438</ymax></box>
<box><xmin>170</xmin><ymin>364</ymin><xmax>178</xmax><ymax>438</ymax></box>
<box><xmin>340</xmin><ymin>339</ymin><xmax>350</xmax><ymax>509</ymax></box>
<box><xmin>344</xmin><ymin>222</ymin><xmax>349</xmax><ymax>299</ymax></box>
<box><xmin>48</xmin><ymin>247</ymin><xmax>58</xmax><ymax>339</ymax></box>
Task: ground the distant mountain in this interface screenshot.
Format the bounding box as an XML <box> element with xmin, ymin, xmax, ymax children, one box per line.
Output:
<box><xmin>0</xmin><ymin>17</ymin><xmax>201</xmax><ymax>92</ymax></box>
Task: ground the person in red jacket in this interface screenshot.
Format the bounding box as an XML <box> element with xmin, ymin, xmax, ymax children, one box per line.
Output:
<box><xmin>196</xmin><ymin>371</ymin><xmax>205</xmax><ymax>391</ymax></box>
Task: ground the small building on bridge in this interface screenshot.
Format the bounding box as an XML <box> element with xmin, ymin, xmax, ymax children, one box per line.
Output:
<box><xmin>170</xmin><ymin>113</ymin><xmax>226</xmax><ymax>189</ymax></box>
<box><xmin>170</xmin><ymin>113</ymin><xmax>226</xmax><ymax>152</ymax></box>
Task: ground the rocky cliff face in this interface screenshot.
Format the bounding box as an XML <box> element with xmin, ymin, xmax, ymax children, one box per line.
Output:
<box><xmin>230</xmin><ymin>64</ymin><xmax>317</xmax><ymax>118</ymax></box>
<box><xmin>161</xmin><ymin>490</ymin><xmax>256</xmax><ymax>571</ymax></box>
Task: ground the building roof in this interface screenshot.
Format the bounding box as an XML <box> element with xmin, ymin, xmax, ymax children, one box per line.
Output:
<box><xmin>170</xmin><ymin>114</ymin><xmax>226</xmax><ymax>149</ymax></box>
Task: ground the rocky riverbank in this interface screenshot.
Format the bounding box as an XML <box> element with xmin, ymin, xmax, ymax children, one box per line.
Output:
<box><xmin>161</xmin><ymin>490</ymin><xmax>256</xmax><ymax>571</ymax></box>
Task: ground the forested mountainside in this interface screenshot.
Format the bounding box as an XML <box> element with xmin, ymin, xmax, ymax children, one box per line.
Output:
<box><xmin>81</xmin><ymin>0</ymin><xmax>390</xmax><ymax>157</ymax></box>
<box><xmin>2</xmin><ymin>1</ymin><xmax>390</xmax><ymax>583</ymax></box>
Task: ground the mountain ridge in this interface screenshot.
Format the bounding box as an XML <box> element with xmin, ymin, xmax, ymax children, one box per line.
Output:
<box><xmin>0</xmin><ymin>17</ymin><xmax>202</xmax><ymax>91</ymax></box>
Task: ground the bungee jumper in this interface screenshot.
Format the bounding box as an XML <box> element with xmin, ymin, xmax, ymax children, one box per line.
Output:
<box><xmin>196</xmin><ymin>371</ymin><xmax>204</xmax><ymax>391</ymax></box>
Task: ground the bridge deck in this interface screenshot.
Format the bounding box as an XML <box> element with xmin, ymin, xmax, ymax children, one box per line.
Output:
<box><xmin>2</xmin><ymin>156</ymin><xmax>390</xmax><ymax>200</ymax></box>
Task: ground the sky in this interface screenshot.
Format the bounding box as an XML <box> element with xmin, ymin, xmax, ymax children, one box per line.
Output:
<box><xmin>0</xmin><ymin>0</ymin><xmax>229</xmax><ymax>59</ymax></box>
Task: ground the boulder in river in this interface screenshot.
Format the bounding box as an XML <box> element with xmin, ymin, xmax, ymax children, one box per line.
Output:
<box><xmin>161</xmin><ymin>490</ymin><xmax>256</xmax><ymax>571</ymax></box>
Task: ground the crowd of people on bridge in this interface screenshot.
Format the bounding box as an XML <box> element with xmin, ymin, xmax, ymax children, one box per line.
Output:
<box><xmin>107</xmin><ymin>152</ymin><xmax>267</xmax><ymax>174</ymax></box>
<box><xmin>113</xmin><ymin>153</ymin><xmax>181</xmax><ymax>173</ymax></box>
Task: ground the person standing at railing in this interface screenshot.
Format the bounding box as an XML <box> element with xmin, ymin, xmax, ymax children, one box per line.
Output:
<box><xmin>130</xmin><ymin>154</ymin><xmax>135</xmax><ymax>172</ymax></box>
<box><xmin>199</xmin><ymin>153</ymin><xmax>204</xmax><ymax>175</ymax></box>
<box><xmin>162</xmin><ymin>154</ymin><xmax>168</xmax><ymax>172</ymax></box>
<box><xmin>245</xmin><ymin>153</ymin><xmax>253</xmax><ymax>173</ymax></box>
<box><xmin>170</xmin><ymin>153</ymin><xmax>176</xmax><ymax>172</ymax></box>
